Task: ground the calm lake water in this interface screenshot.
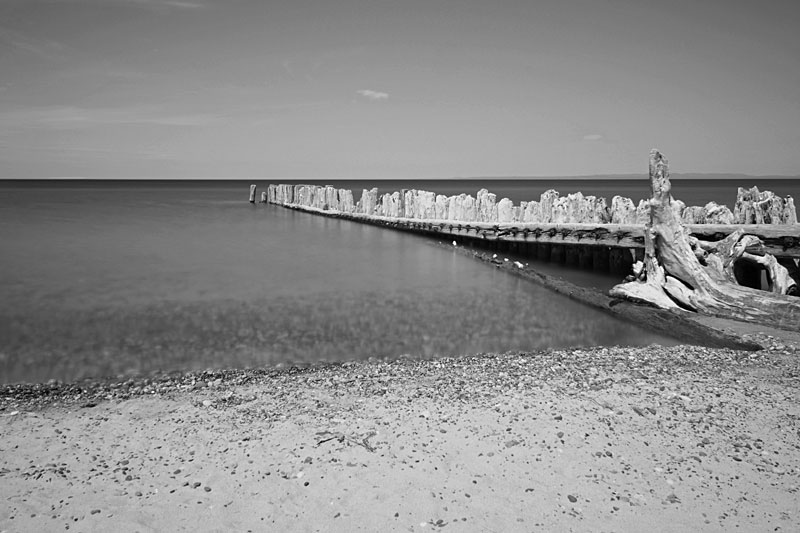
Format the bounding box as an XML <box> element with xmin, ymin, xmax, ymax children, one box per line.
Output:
<box><xmin>1</xmin><ymin>178</ymin><xmax>796</xmax><ymax>384</ymax></box>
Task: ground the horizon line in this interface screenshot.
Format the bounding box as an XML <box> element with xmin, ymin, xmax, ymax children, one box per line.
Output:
<box><xmin>2</xmin><ymin>172</ymin><xmax>800</xmax><ymax>181</ymax></box>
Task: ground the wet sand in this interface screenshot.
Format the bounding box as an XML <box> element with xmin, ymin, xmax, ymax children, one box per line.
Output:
<box><xmin>2</xmin><ymin>339</ymin><xmax>799</xmax><ymax>532</ymax></box>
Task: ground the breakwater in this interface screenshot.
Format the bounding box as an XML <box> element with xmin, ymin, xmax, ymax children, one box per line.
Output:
<box><xmin>262</xmin><ymin>183</ymin><xmax>800</xmax><ymax>277</ymax></box>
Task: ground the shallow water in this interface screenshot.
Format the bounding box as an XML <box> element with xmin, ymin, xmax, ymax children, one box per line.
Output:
<box><xmin>5</xmin><ymin>178</ymin><xmax>785</xmax><ymax>384</ymax></box>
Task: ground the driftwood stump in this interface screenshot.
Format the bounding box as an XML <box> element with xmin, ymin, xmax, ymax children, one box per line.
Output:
<box><xmin>609</xmin><ymin>149</ymin><xmax>800</xmax><ymax>331</ymax></box>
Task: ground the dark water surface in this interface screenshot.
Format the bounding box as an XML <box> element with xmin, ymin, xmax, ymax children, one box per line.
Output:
<box><xmin>4</xmin><ymin>178</ymin><xmax>793</xmax><ymax>384</ymax></box>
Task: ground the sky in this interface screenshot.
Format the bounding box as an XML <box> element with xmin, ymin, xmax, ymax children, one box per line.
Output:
<box><xmin>0</xmin><ymin>0</ymin><xmax>798</xmax><ymax>178</ymax></box>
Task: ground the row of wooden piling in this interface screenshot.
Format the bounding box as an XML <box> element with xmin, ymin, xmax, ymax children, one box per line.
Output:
<box><xmin>254</xmin><ymin>183</ymin><xmax>800</xmax><ymax>276</ymax></box>
<box><xmin>260</xmin><ymin>183</ymin><xmax>796</xmax><ymax>226</ymax></box>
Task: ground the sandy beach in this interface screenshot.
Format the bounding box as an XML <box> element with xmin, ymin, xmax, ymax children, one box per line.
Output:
<box><xmin>4</xmin><ymin>0</ymin><xmax>800</xmax><ymax>531</ymax></box>
<box><xmin>2</xmin><ymin>338</ymin><xmax>799</xmax><ymax>532</ymax></box>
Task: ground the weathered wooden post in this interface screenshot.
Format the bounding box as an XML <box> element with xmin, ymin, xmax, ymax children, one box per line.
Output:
<box><xmin>609</xmin><ymin>248</ymin><xmax>626</xmax><ymax>274</ymax></box>
<box><xmin>565</xmin><ymin>245</ymin><xmax>579</xmax><ymax>266</ymax></box>
<box><xmin>578</xmin><ymin>246</ymin><xmax>594</xmax><ymax>269</ymax></box>
<box><xmin>536</xmin><ymin>243</ymin><xmax>551</xmax><ymax>261</ymax></box>
<box><xmin>249</xmin><ymin>184</ymin><xmax>257</xmax><ymax>203</ymax></box>
<box><xmin>592</xmin><ymin>247</ymin><xmax>610</xmax><ymax>272</ymax></box>
<box><xmin>550</xmin><ymin>244</ymin><xmax>565</xmax><ymax>264</ymax></box>
<box><xmin>522</xmin><ymin>242</ymin><xmax>535</xmax><ymax>257</ymax></box>
<box><xmin>610</xmin><ymin>149</ymin><xmax>800</xmax><ymax>329</ymax></box>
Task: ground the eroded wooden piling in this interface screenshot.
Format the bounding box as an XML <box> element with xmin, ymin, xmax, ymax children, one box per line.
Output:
<box><xmin>550</xmin><ymin>244</ymin><xmax>565</xmax><ymax>264</ymax></box>
<box><xmin>592</xmin><ymin>247</ymin><xmax>610</xmax><ymax>273</ymax></box>
<box><xmin>609</xmin><ymin>248</ymin><xmax>627</xmax><ymax>275</ymax></box>
<box><xmin>578</xmin><ymin>247</ymin><xmax>594</xmax><ymax>269</ymax></box>
<box><xmin>564</xmin><ymin>245</ymin><xmax>579</xmax><ymax>267</ymax></box>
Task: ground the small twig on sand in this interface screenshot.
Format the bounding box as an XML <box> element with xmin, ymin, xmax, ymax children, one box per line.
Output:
<box><xmin>355</xmin><ymin>431</ymin><xmax>377</xmax><ymax>453</ymax></box>
<box><xmin>316</xmin><ymin>430</ymin><xmax>377</xmax><ymax>452</ymax></box>
<box><xmin>315</xmin><ymin>431</ymin><xmax>345</xmax><ymax>447</ymax></box>
<box><xmin>587</xmin><ymin>398</ymin><xmax>614</xmax><ymax>411</ymax></box>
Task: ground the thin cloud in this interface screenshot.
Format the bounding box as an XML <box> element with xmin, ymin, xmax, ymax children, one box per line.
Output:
<box><xmin>115</xmin><ymin>0</ymin><xmax>205</xmax><ymax>7</ymax></box>
<box><xmin>356</xmin><ymin>89</ymin><xmax>389</xmax><ymax>101</ymax></box>
<box><xmin>164</xmin><ymin>1</ymin><xmax>203</xmax><ymax>7</ymax></box>
<box><xmin>53</xmin><ymin>0</ymin><xmax>205</xmax><ymax>8</ymax></box>
<box><xmin>583</xmin><ymin>134</ymin><xmax>603</xmax><ymax>141</ymax></box>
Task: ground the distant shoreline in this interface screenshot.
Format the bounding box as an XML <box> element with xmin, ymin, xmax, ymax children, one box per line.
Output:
<box><xmin>2</xmin><ymin>173</ymin><xmax>800</xmax><ymax>182</ymax></box>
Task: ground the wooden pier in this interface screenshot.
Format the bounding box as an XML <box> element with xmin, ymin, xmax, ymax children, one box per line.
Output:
<box><xmin>260</xmin><ymin>183</ymin><xmax>800</xmax><ymax>278</ymax></box>
<box><xmin>257</xmin><ymin>146</ymin><xmax>800</xmax><ymax>331</ymax></box>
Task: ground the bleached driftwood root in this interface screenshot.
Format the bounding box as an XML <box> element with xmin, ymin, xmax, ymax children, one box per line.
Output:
<box><xmin>610</xmin><ymin>150</ymin><xmax>800</xmax><ymax>330</ymax></box>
